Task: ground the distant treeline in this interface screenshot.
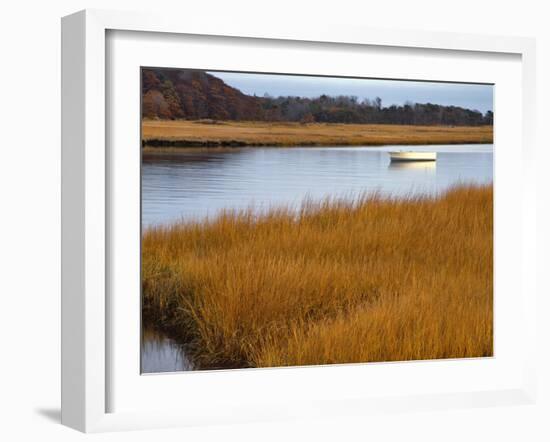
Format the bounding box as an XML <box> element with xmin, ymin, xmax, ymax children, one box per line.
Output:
<box><xmin>261</xmin><ymin>95</ymin><xmax>493</xmax><ymax>126</ymax></box>
<box><xmin>142</xmin><ymin>69</ymin><xmax>493</xmax><ymax>126</ymax></box>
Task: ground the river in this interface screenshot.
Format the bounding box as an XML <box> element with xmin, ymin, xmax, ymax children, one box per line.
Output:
<box><xmin>142</xmin><ymin>144</ymin><xmax>493</xmax><ymax>227</ymax></box>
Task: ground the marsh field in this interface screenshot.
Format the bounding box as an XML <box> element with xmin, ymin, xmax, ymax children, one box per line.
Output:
<box><xmin>142</xmin><ymin>120</ymin><xmax>494</xmax><ymax>148</ymax></box>
<box><xmin>140</xmin><ymin>67</ymin><xmax>494</xmax><ymax>372</ymax></box>
<box><xmin>142</xmin><ymin>185</ymin><xmax>493</xmax><ymax>370</ymax></box>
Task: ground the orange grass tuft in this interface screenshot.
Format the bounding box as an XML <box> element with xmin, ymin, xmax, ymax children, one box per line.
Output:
<box><xmin>142</xmin><ymin>184</ymin><xmax>493</xmax><ymax>369</ymax></box>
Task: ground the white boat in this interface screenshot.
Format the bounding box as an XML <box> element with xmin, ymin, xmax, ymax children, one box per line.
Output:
<box><xmin>389</xmin><ymin>151</ymin><xmax>437</xmax><ymax>162</ymax></box>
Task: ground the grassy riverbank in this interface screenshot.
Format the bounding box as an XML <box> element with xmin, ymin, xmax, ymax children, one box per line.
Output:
<box><xmin>142</xmin><ymin>184</ymin><xmax>493</xmax><ymax>370</ymax></box>
<box><xmin>142</xmin><ymin>120</ymin><xmax>493</xmax><ymax>148</ymax></box>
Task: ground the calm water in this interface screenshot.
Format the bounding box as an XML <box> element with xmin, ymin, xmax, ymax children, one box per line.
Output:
<box><xmin>141</xmin><ymin>328</ymin><xmax>194</xmax><ymax>373</ymax></box>
<box><xmin>142</xmin><ymin>144</ymin><xmax>493</xmax><ymax>227</ymax></box>
<box><xmin>141</xmin><ymin>144</ymin><xmax>493</xmax><ymax>372</ymax></box>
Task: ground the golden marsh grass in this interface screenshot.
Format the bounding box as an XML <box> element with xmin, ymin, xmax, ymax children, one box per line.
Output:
<box><xmin>142</xmin><ymin>120</ymin><xmax>493</xmax><ymax>148</ymax></box>
<box><xmin>142</xmin><ymin>184</ymin><xmax>493</xmax><ymax>369</ymax></box>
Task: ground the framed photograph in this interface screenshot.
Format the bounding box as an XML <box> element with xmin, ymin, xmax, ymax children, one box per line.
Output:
<box><xmin>61</xmin><ymin>9</ymin><xmax>537</xmax><ymax>432</ymax></box>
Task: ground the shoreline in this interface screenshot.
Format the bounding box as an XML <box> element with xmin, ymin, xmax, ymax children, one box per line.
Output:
<box><xmin>141</xmin><ymin>142</ymin><xmax>494</xmax><ymax>156</ymax></box>
<box><xmin>142</xmin><ymin>138</ymin><xmax>492</xmax><ymax>150</ymax></box>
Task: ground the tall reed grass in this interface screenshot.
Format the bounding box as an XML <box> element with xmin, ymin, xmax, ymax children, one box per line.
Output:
<box><xmin>142</xmin><ymin>184</ymin><xmax>493</xmax><ymax>369</ymax></box>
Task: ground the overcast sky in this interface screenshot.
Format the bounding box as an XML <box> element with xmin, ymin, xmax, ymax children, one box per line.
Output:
<box><xmin>210</xmin><ymin>71</ymin><xmax>493</xmax><ymax>114</ymax></box>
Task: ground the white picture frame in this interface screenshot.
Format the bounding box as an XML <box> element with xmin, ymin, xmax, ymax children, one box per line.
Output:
<box><xmin>61</xmin><ymin>9</ymin><xmax>537</xmax><ymax>433</ymax></box>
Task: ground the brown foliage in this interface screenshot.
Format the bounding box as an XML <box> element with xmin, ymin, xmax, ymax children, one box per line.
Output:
<box><xmin>142</xmin><ymin>68</ymin><xmax>264</xmax><ymax>120</ymax></box>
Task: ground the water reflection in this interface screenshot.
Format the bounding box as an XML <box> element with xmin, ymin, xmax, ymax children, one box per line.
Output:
<box><xmin>141</xmin><ymin>328</ymin><xmax>194</xmax><ymax>373</ymax></box>
<box><xmin>142</xmin><ymin>145</ymin><xmax>493</xmax><ymax>226</ymax></box>
<box><xmin>387</xmin><ymin>160</ymin><xmax>436</xmax><ymax>171</ymax></box>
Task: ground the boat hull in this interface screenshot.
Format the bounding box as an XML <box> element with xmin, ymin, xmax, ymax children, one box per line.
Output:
<box><xmin>389</xmin><ymin>152</ymin><xmax>437</xmax><ymax>162</ymax></box>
